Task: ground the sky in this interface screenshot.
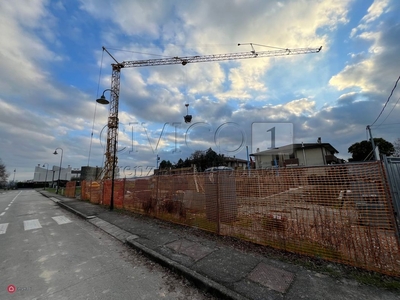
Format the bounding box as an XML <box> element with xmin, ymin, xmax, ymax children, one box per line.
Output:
<box><xmin>1</xmin><ymin>0</ymin><xmax>400</xmax><ymax>181</ymax></box>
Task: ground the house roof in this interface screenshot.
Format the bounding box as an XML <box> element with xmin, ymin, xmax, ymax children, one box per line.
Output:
<box><xmin>250</xmin><ymin>143</ymin><xmax>339</xmax><ymax>156</ymax></box>
<box><xmin>224</xmin><ymin>157</ymin><xmax>248</xmax><ymax>163</ymax></box>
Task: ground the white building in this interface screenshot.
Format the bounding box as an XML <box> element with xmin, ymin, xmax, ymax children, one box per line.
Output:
<box><xmin>33</xmin><ymin>165</ymin><xmax>72</xmax><ymax>183</ymax></box>
<box><xmin>250</xmin><ymin>142</ymin><xmax>341</xmax><ymax>169</ymax></box>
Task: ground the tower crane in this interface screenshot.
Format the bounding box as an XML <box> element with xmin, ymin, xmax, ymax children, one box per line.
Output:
<box><xmin>98</xmin><ymin>44</ymin><xmax>322</xmax><ymax>180</ymax></box>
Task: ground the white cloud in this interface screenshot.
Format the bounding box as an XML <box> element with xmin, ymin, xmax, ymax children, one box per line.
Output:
<box><xmin>361</xmin><ymin>0</ymin><xmax>390</xmax><ymax>24</ymax></box>
<box><xmin>278</xmin><ymin>98</ymin><xmax>316</xmax><ymax>116</ymax></box>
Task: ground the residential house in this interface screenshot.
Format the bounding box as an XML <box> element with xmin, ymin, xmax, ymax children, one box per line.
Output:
<box><xmin>250</xmin><ymin>142</ymin><xmax>341</xmax><ymax>169</ymax></box>
<box><xmin>224</xmin><ymin>156</ymin><xmax>249</xmax><ymax>170</ymax></box>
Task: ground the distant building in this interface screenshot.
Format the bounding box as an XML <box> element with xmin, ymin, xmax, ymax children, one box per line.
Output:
<box><xmin>250</xmin><ymin>142</ymin><xmax>342</xmax><ymax>169</ymax></box>
<box><xmin>33</xmin><ymin>165</ymin><xmax>72</xmax><ymax>184</ymax></box>
<box><xmin>224</xmin><ymin>157</ymin><xmax>249</xmax><ymax>170</ymax></box>
<box><xmin>71</xmin><ymin>168</ymin><xmax>81</xmax><ymax>180</ymax></box>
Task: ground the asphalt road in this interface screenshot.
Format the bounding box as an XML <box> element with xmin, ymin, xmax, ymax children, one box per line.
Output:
<box><xmin>0</xmin><ymin>189</ymin><xmax>215</xmax><ymax>300</ymax></box>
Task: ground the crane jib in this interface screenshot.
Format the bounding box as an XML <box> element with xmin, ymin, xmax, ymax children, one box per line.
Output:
<box><xmin>121</xmin><ymin>47</ymin><xmax>322</xmax><ymax>68</ymax></box>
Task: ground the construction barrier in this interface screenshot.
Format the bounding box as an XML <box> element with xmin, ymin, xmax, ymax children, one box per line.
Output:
<box><xmin>80</xmin><ymin>161</ymin><xmax>400</xmax><ymax>276</ymax></box>
<box><xmin>65</xmin><ymin>181</ymin><xmax>76</xmax><ymax>198</ymax></box>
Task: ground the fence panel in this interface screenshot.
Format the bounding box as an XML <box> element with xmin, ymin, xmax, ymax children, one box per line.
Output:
<box><xmin>224</xmin><ymin>162</ymin><xmax>400</xmax><ymax>276</ymax></box>
<box><xmin>81</xmin><ymin>180</ymin><xmax>87</xmax><ymax>200</ymax></box>
<box><xmin>80</xmin><ymin>180</ymin><xmax>102</xmax><ymax>204</ymax></box>
<box><xmin>102</xmin><ymin>179</ymin><xmax>125</xmax><ymax>209</ymax></box>
<box><xmin>65</xmin><ymin>181</ymin><xmax>76</xmax><ymax>198</ymax></box>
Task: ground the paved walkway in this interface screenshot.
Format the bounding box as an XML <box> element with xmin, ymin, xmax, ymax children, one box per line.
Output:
<box><xmin>40</xmin><ymin>191</ymin><xmax>400</xmax><ymax>300</ymax></box>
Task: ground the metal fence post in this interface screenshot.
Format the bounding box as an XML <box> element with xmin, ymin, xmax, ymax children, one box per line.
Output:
<box><xmin>382</xmin><ymin>156</ymin><xmax>400</xmax><ymax>239</ymax></box>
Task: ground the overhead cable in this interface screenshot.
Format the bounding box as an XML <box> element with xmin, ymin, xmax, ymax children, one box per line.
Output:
<box><xmin>370</xmin><ymin>75</ymin><xmax>400</xmax><ymax>126</ymax></box>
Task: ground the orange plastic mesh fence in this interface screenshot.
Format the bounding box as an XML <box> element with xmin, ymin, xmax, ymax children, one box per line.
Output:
<box><xmin>103</xmin><ymin>179</ymin><xmax>125</xmax><ymax>208</ymax></box>
<box><xmin>65</xmin><ymin>181</ymin><xmax>76</xmax><ymax>198</ymax></box>
<box><xmin>81</xmin><ymin>180</ymin><xmax>102</xmax><ymax>204</ymax></box>
<box><xmin>82</xmin><ymin>161</ymin><xmax>400</xmax><ymax>276</ymax></box>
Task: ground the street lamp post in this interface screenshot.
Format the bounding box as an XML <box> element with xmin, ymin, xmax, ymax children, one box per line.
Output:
<box><xmin>53</xmin><ymin>148</ymin><xmax>63</xmax><ymax>194</ymax></box>
<box><xmin>43</xmin><ymin>163</ymin><xmax>49</xmax><ymax>190</ymax></box>
<box><xmin>51</xmin><ymin>169</ymin><xmax>55</xmax><ymax>189</ymax></box>
<box><xmin>96</xmin><ymin>89</ymin><xmax>116</xmax><ymax>211</ymax></box>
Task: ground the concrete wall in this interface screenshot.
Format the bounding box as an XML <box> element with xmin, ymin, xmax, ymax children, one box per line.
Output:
<box><xmin>81</xmin><ymin>166</ymin><xmax>102</xmax><ymax>181</ymax></box>
<box><xmin>296</xmin><ymin>147</ymin><xmax>326</xmax><ymax>166</ymax></box>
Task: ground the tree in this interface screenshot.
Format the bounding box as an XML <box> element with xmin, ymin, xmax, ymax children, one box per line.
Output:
<box><xmin>348</xmin><ymin>138</ymin><xmax>395</xmax><ymax>161</ymax></box>
<box><xmin>176</xmin><ymin>158</ymin><xmax>184</xmax><ymax>168</ymax></box>
<box><xmin>0</xmin><ymin>159</ymin><xmax>9</xmax><ymax>186</ymax></box>
<box><xmin>205</xmin><ymin>148</ymin><xmax>225</xmax><ymax>167</ymax></box>
<box><xmin>159</xmin><ymin>160</ymin><xmax>173</xmax><ymax>169</ymax></box>
<box><xmin>190</xmin><ymin>150</ymin><xmax>207</xmax><ymax>171</ymax></box>
<box><xmin>171</xmin><ymin>148</ymin><xmax>227</xmax><ymax>172</ymax></box>
<box><xmin>394</xmin><ymin>138</ymin><xmax>400</xmax><ymax>157</ymax></box>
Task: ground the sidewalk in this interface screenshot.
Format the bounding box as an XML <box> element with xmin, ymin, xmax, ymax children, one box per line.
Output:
<box><xmin>40</xmin><ymin>191</ymin><xmax>400</xmax><ymax>300</ymax></box>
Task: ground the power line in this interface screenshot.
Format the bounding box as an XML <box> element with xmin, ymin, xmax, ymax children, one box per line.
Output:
<box><xmin>370</xmin><ymin>75</ymin><xmax>400</xmax><ymax>126</ymax></box>
<box><xmin>377</xmin><ymin>95</ymin><xmax>400</xmax><ymax>127</ymax></box>
<box><xmin>371</xmin><ymin>122</ymin><xmax>400</xmax><ymax>128</ymax></box>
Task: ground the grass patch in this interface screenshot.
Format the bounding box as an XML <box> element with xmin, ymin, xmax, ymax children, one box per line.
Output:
<box><xmin>187</xmin><ymin>214</ymin><xmax>217</xmax><ymax>232</ymax></box>
<box><xmin>351</xmin><ymin>271</ymin><xmax>400</xmax><ymax>291</ymax></box>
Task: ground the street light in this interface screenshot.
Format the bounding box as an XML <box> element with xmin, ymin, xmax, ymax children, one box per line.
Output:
<box><xmin>96</xmin><ymin>89</ymin><xmax>117</xmax><ymax>211</ymax></box>
<box><xmin>96</xmin><ymin>90</ymin><xmax>111</xmax><ymax>105</ymax></box>
<box><xmin>43</xmin><ymin>163</ymin><xmax>49</xmax><ymax>190</ymax></box>
<box><xmin>53</xmin><ymin>148</ymin><xmax>63</xmax><ymax>194</ymax></box>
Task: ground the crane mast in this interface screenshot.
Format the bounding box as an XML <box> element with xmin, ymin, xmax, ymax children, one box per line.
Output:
<box><xmin>100</xmin><ymin>45</ymin><xmax>322</xmax><ymax>180</ymax></box>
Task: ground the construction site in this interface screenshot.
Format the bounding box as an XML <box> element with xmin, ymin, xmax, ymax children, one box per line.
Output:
<box><xmin>64</xmin><ymin>158</ymin><xmax>400</xmax><ymax>277</ymax></box>
<box><xmin>62</xmin><ymin>46</ymin><xmax>400</xmax><ymax>278</ymax></box>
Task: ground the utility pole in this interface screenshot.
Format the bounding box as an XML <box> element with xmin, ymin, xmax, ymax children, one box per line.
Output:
<box><xmin>366</xmin><ymin>125</ymin><xmax>378</xmax><ymax>160</ymax></box>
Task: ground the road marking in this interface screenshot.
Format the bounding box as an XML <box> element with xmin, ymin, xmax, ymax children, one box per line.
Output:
<box><xmin>0</xmin><ymin>212</ymin><xmax>5</xmax><ymax>216</ymax></box>
<box><xmin>52</xmin><ymin>216</ymin><xmax>72</xmax><ymax>225</ymax></box>
<box><xmin>5</xmin><ymin>207</ymin><xmax>9</xmax><ymax>211</ymax></box>
<box><xmin>0</xmin><ymin>223</ymin><xmax>9</xmax><ymax>234</ymax></box>
<box><xmin>24</xmin><ymin>219</ymin><xmax>42</xmax><ymax>231</ymax></box>
<box><xmin>11</xmin><ymin>191</ymin><xmax>22</xmax><ymax>202</ymax></box>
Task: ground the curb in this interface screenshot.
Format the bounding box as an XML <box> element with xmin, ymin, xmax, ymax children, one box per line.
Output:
<box><xmin>39</xmin><ymin>191</ymin><xmax>95</xmax><ymax>220</ymax></box>
<box><xmin>126</xmin><ymin>236</ymin><xmax>249</xmax><ymax>300</ymax></box>
<box><xmin>57</xmin><ymin>201</ymin><xmax>95</xmax><ymax>220</ymax></box>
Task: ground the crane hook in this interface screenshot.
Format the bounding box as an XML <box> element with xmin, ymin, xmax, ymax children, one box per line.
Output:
<box><xmin>184</xmin><ymin>103</ymin><xmax>192</xmax><ymax>123</ymax></box>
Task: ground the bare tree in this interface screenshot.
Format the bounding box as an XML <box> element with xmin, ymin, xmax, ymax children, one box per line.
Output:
<box><xmin>0</xmin><ymin>159</ymin><xmax>9</xmax><ymax>186</ymax></box>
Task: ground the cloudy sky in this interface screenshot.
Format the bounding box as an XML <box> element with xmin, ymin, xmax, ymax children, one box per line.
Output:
<box><xmin>1</xmin><ymin>0</ymin><xmax>399</xmax><ymax>181</ymax></box>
